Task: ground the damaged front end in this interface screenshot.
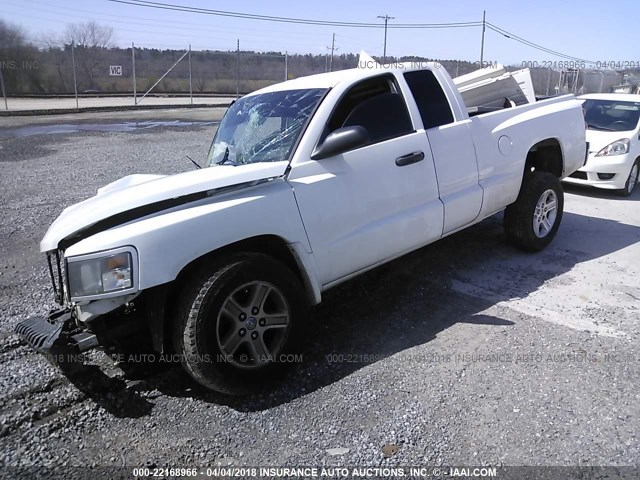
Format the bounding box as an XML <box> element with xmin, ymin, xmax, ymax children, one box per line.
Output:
<box><xmin>14</xmin><ymin>309</ymin><xmax>94</xmax><ymax>356</ymax></box>
<box><xmin>14</xmin><ymin>250</ymin><xmax>100</xmax><ymax>358</ymax></box>
<box><xmin>14</xmin><ymin>248</ymin><xmax>159</xmax><ymax>361</ymax></box>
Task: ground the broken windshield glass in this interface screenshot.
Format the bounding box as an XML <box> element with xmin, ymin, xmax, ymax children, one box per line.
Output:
<box><xmin>207</xmin><ymin>88</ymin><xmax>327</xmax><ymax>166</ymax></box>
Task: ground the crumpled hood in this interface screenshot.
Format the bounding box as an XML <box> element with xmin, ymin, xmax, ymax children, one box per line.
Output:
<box><xmin>41</xmin><ymin>161</ymin><xmax>289</xmax><ymax>252</ymax></box>
<box><xmin>586</xmin><ymin>128</ymin><xmax>634</xmax><ymax>154</ymax></box>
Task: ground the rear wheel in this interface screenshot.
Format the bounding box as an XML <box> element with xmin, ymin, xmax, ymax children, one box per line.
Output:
<box><xmin>504</xmin><ymin>171</ymin><xmax>564</xmax><ymax>252</ymax></box>
<box><xmin>173</xmin><ymin>253</ymin><xmax>307</xmax><ymax>394</ymax></box>
<box><xmin>617</xmin><ymin>160</ymin><xmax>639</xmax><ymax>197</ymax></box>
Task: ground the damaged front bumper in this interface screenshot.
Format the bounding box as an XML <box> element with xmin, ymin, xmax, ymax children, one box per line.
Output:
<box><xmin>16</xmin><ymin>248</ymin><xmax>163</xmax><ymax>361</ymax></box>
<box><xmin>14</xmin><ymin>308</ymin><xmax>99</xmax><ymax>356</ymax></box>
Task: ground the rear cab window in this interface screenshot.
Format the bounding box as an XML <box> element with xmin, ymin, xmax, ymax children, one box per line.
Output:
<box><xmin>404</xmin><ymin>70</ymin><xmax>454</xmax><ymax>129</ymax></box>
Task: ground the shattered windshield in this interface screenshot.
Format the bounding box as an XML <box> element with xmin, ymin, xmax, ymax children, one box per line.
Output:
<box><xmin>207</xmin><ymin>88</ymin><xmax>327</xmax><ymax>166</ymax></box>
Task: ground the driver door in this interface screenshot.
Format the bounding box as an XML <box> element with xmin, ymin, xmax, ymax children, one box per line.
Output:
<box><xmin>288</xmin><ymin>75</ymin><xmax>444</xmax><ymax>286</ymax></box>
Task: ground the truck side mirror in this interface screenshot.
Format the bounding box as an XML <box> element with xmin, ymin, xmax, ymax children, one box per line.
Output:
<box><xmin>311</xmin><ymin>126</ymin><xmax>370</xmax><ymax>160</ymax></box>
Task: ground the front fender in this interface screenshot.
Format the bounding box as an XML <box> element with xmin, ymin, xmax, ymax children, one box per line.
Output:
<box><xmin>65</xmin><ymin>179</ymin><xmax>313</xmax><ymax>291</ymax></box>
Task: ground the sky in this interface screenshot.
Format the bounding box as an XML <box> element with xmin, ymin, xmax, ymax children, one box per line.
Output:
<box><xmin>3</xmin><ymin>0</ymin><xmax>639</xmax><ymax>66</ymax></box>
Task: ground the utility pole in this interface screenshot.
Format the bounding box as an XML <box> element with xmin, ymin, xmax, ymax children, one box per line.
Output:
<box><xmin>0</xmin><ymin>67</ymin><xmax>7</xmax><ymax>110</ymax></box>
<box><xmin>480</xmin><ymin>10</ymin><xmax>486</xmax><ymax>65</ymax></box>
<box><xmin>236</xmin><ymin>39</ymin><xmax>240</xmax><ymax>99</ymax></box>
<box><xmin>71</xmin><ymin>41</ymin><xmax>78</xmax><ymax>109</ymax></box>
<box><xmin>327</xmin><ymin>33</ymin><xmax>338</xmax><ymax>72</ymax></box>
<box><xmin>284</xmin><ymin>51</ymin><xmax>288</xmax><ymax>81</ymax></box>
<box><xmin>132</xmin><ymin>42</ymin><xmax>137</xmax><ymax>105</ymax></box>
<box><xmin>377</xmin><ymin>15</ymin><xmax>394</xmax><ymax>63</ymax></box>
<box><xmin>188</xmin><ymin>44</ymin><xmax>193</xmax><ymax>105</ymax></box>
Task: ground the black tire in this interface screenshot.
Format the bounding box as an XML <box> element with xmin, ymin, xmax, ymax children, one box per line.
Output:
<box><xmin>504</xmin><ymin>171</ymin><xmax>564</xmax><ymax>252</ymax></box>
<box><xmin>172</xmin><ymin>253</ymin><xmax>307</xmax><ymax>394</ymax></box>
<box><xmin>616</xmin><ymin>160</ymin><xmax>639</xmax><ymax>197</ymax></box>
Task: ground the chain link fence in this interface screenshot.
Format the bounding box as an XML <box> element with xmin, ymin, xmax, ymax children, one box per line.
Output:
<box><xmin>0</xmin><ymin>41</ymin><xmax>638</xmax><ymax>111</ymax></box>
<box><xmin>0</xmin><ymin>43</ymin><xmax>297</xmax><ymax>110</ymax></box>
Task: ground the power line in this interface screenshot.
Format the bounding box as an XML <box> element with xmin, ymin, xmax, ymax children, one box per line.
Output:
<box><xmin>105</xmin><ymin>0</ymin><xmax>594</xmax><ymax>63</ymax></box>
<box><xmin>487</xmin><ymin>23</ymin><xmax>582</xmax><ymax>61</ymax></box>
<box><xmin>486</xmin><ymin>22</ymin><xmax>596</xmax><ymax>64</ymax></box>
<box><xmin>3</xmin><ymin>1</ymin><xmax>350</xmax><ymax>47</ymax></box>
<box><xmin>106</xmin><ymin>0</ymin><xmax>481</xmax><ymax>29</ymax></box>
<box><xmin>11</xmin><ymin>0</ymin><xmax>599</xmax><ymax>65</ymax></box>
<box><xmin>388</xmin><ymin>23</ymin><xmax>481</xmax><ymax>29</ymax></box>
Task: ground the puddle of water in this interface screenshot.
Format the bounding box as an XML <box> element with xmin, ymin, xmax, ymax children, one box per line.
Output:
<box><xmin>0</xmin><ymin>120</ymin><xmax>218</xmax><ymax>139</ymax></box>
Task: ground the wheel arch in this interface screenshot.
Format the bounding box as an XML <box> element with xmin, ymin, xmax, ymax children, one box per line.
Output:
<box><xmin>171</xmin><ymin>234</ymin><xmax>318</xmax><ymax>303</ymax></box>
<box><xmin>154</xmin><ymin>234</ymin><xmax>319</xmax><ymax>353</ymax></box>
<box><xmin>524</xmin><ymin>138</ymin><xmax>564</xmax><ymax>178</ymax></box>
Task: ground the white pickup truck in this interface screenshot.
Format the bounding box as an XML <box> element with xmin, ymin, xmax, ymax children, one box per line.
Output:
<box><xmin>16</xmin><ymin>63</ymin><xmax>587</xmax><ymax>394</ymax></box>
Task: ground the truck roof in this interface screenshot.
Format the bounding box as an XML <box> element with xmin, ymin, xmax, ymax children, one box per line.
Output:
<box><xmin>248</xmin><ymin>62</ymin><xmax>443</xmax><ymax>96</ymax></box>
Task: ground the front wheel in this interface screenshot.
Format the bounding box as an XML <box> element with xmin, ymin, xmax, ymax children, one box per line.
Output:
<box><xmin>617</xmin><ymin>160</ymin><xmax>639</xmax><ymax>197</ymax></box>
<box><xmin>504</xmin><ymin>171</ymin><xmax>564</xmax><ymax>252</ymax></box>
<box><xmin>173</xmin><ymin>253</ymin><xmax>307</xmax><ymax>394</ymax></box>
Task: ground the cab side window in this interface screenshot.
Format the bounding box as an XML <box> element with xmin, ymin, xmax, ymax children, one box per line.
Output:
<box><xmin>323</xmin><ymin>75</ymin><xmax>414</xmax><ymax>146</ymax></box>
<box><xmin>404</xmin><ymin>70</ymin><xmax>454</xmax><ymax>129</ymax></box>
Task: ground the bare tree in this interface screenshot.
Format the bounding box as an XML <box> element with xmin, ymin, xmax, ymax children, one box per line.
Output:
<box><xmin>64</xmin><ymin>21</ymin><xmax>114</xmax><ymax>49</ymax></box>
<box><xmin>63</xmin><ymin>21</ymin><xmax>115</xmax><ymax>89</ymax></box>
<box><xmin>35</xmin><ymin>30</ymin><xmax>63</xmax><ymax>50</ymax></box>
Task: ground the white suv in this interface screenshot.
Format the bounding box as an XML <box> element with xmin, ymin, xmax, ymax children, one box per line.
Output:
<box><xmin>564</xmin><ymin>94</ymin><xmax>640</xmax><ymax>196</ymax></box>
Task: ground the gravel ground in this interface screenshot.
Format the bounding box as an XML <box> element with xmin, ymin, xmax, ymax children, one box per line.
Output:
<box><xmin>0</xmin><ymin>111</ymin><xmax>639</xmax><ymax>478</ymax></box>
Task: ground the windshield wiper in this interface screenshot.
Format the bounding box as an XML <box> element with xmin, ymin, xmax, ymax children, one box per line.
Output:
<box><xmin>216</xmin><ymin>146</ymin><xmax>237</xmax><ymax>166</ymax></box>
<box><xmin>185</xmin><ymin>154</ymin><xmax>201</xmax><ymax>169</ymax></box>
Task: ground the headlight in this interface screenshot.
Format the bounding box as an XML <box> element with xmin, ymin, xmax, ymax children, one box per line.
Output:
<box><xmin>596</xmin><ymin>139</ymin><xmax>630</xmax><ymax>156</ymax></box>
<box><xmin>67</xmin><ymin>248</ymin><xmax>136</xmax><ymax>300</ymax></box>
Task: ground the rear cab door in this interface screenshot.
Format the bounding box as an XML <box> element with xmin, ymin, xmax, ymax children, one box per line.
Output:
<box><xmin>402</xmin><ymin>68</ymin><xmax>484</xmax><ymax>234</ymax></box>
<box><xmin>287</xmin><ymin>72</ymin><xmax>443</xmax><ymax>287</ymax></box>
